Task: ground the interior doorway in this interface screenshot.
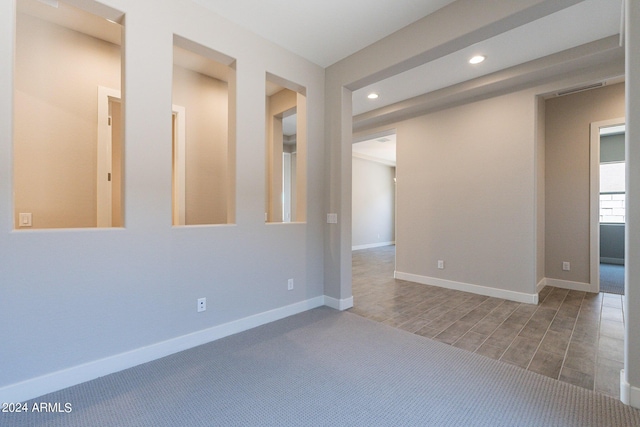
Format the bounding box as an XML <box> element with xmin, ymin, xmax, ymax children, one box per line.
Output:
<box><xmin>351</xmin><ymin>131</ymin><xmax>397</xmax><ymax>252</ymax></box>
<box><xmin>590</xmin><ymin>118</ymin><xmax>626</xmax><ymax>295</ymax></box>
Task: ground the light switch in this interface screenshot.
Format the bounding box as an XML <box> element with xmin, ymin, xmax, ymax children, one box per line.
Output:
<box><xmin>19</xmin><ymin>213</ymin><xmax>32</xmax><ymax>227</ymax></box>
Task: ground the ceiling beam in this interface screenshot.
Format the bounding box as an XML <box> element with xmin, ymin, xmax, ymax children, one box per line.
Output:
<box><xmin>353</xmin><ymin>36</ymin><xmax>624</xmax><ymax>133</ymax></box>
<box><xmin>329</xmin><ymin>0</ymin><xmax>585</xmax><ymax>91</ymax></box>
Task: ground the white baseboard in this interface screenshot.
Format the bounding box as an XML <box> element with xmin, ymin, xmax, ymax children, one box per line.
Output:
<box><xmin>352</xmin><ymin>241</ymin><xmax>395</xmax><ymax>251</ymax></box>
<box><xmin>544</xmin><ymin>278</ymin><xmax>596</xmax><ymax>293</ymax></box>
<box><xmin>394</xmin><ymin>271</ymin><xmax>538</xmax><ymax>304</ymax></box>
<box><xmin>601</xmin><ymin>257</ymin><xmax>624</xmax><ymax>265</ymax></box>
<box><xmin>324</xmin><ymin>295</ymin><xmax>354</xmax><ymax>310</ymax></box>
<box><xmin>0</xmin><ymin>296</ymin><xmax>325</xmax><ymax>404</ymax></box>
<box><xmin>536</xmin><ymin>278</ymin><xmax>547</xmax><ymax>293</ymax></box>
<box><xmin>620</xmin><ymin>369</ymin><xmax>640</xmax><ymax>408</ymax></box>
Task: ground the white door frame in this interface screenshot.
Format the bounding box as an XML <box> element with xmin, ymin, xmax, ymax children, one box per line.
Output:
<box><xmin>97</xmin><ymin>86</ymin><xmax>120</xmax><ymax>227</ymax></box>
<box><xmin>97</xmin><ymin>87</ymin><xmax>186</xmax><ymax>227</ymax></box>
<box><xmin>172</xmin><ymin>105</ymin><xmax>186</xmax><ymax>226</ymax></box>
<box><xmin>590</xmin><ymin>116</ymin><xmax>626</xmax><ymax>292</ymax></box>
<box><xmin>282</xmin><ymin>152</ymin><xmax>292</xmax><ymax>222</ymax></box>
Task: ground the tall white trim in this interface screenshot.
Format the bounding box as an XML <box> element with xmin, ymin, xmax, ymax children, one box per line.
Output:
<box><xmin>395</xmin><ymin>271</ymin><xmax>538</xmax><ymax>304</ymax></box>
<box><xmin>620</xmin><ymin>369</ymin><xmax>640</xmax><ymax>408</ymax></box>
<box><xmin>172</xmin><ymin>105</ymin><xmax>186</xmax><ymax>226</ymax></box>
<box><xmin>97</xmin><ymin>87</ymin><xmax>121</xmax><ymax>227</ymax></box>
<box><xmin>624</xmin><ymin>0</ymin><xmax>640</xmax><ymax>409</ymax></box>
<box><xmin>590</xmin><ymin>117</ymin><xmax>625</xmax><ymax>294</ymax></box>
<box><xmin>324</xmin><ymin>295</ymin><xmax>354</xmax><ymax>310</ymax></box>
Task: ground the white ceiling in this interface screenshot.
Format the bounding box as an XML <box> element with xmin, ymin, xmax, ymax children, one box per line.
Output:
<box><xmin>192</xmin><ymin>0</ymin><xmax>623</xmax><ymax>165</ymax></box>
<box><xmin>19</xmin><ymin>0</ymin><xmax>121</xmax><ymax>45</ymax></box>
<box><xmin>352</xmin><ymin>134</ymin><xmax>396</xmax><ymax>166</ymax></box>
<box><xmin>352</xmin><ymin>0</ymin><xmax>622</xmax><ymax>115</ymax></box>
<box><xmin>192</xmin><ymin>0</ymin><xmax>457</xmax><ymax>68</ymax></box>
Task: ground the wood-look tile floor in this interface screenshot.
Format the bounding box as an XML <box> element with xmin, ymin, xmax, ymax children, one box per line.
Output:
<box><xmin>349</xmin><ymin>245</ymin><xmax>625</xmax><ymax>398</ymax></box>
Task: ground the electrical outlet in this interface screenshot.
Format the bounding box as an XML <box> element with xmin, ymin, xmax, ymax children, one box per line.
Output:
<box><xmin>562</xmin><ymin>262</ymin><xmax>571</xmax><ymax>271</ymax></box>
<box><xmin>287</xmin><ymin>279</ymin><xmax>294</xmax><ymax>291</ymax></box>
<box><xmin>197</xmin><ymin>297</ymin><xmax>206</xmax><ymax>312</ymax></box>
<box><xmin>437</xmin><ymin>260</ymin><xmax>445</xmax><ymax>270</ymax></box>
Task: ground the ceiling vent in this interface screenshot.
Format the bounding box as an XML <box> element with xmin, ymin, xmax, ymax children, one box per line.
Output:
<box><xmin>556</xmin><ymin>82</ymin><xmax>605</xmax><ymax>97</ymax></box>
<box><xmin>377</xmin><ymin>137</ymin><xmax>391</xmax><ymax>143</ymax></box>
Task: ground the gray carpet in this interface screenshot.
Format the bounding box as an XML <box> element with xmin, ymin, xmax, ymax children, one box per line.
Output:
<box><xmin>601</xmin><ymin>263</ymin><xmax>625</xmax><ymax>295</ymax></box>
<box><xmin>4</xmin><ymin>307</ymin><xmax>640</xmax><ymax>427</ymax></box>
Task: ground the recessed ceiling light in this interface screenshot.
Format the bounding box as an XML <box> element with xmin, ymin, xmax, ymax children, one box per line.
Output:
<box><xmin>367</xmin><ymin>93</ymin><xmax>379</xmax><ymax>99</ymax></box>
<box><xmin>469</xmin><ymin>55</ymin><xmax>485</xmax><ymax>65</ymax></box>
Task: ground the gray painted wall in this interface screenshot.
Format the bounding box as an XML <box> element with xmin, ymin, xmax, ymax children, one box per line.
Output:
<box><xmin>536</xmin><ymin>96</ymin><xmax>546</xmax><ymax>285</ymax></box>
<box><xmin>351</xmin><ymin>157</ymin><xmax>395</xmax><ymax>248</ymax></box>
<box><xmin>601</xmin><ymin>224</ymin><xmax>625</xmax><ymax>263</ymax></box>
<box><xmin>0</xmin><ymin>0</ymin><xmax>325</xmax><ymax>393</ymax></box>
<box><xmin>545</xmin><ymin>83</ymin><xmax>625</xmax><ymax>283</ymax></box>
<box><xmin>393</xmin><ymin>89</ymin><xmax>537</xmax><ymax>295</ymax></box>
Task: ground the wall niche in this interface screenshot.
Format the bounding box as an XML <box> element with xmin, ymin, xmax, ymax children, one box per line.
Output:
<box><xmin>172</xmin><ymin>35</ymin><xmax>236</xmax><ymax>226</ymax></box>
<box><xmin>265</xmin><ymin>73</ymin><xmax>307</xmax><ymax>223</ymax></box>
<box><xmin>14</xmin><ymin>0</ymin><xmax>124</xmax><ymax>229</ymax></box>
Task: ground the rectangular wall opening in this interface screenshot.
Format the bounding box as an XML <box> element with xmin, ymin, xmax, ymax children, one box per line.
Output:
<box><xmin>172</xmin><ymin>35</ymin><xmax>236</xmax><ymax>226</ymax></box>
<box><xmin>14</xmin><ymin>0</ymin><xmax>124</xmax><ymax>229</ymax></box>
<box><xmin>265</xmin><ymin>74</ymin><xmax>307</xmax><ymax>223</ymax></box>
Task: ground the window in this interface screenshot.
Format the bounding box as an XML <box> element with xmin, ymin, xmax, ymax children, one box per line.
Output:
<box><xmin>600</xmin><ymin>162</ymin><xmax>625</xmax><ymax>223</ymax></box>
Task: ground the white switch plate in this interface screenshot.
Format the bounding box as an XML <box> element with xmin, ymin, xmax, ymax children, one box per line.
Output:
<box><xmin>562</xmin><ymin>262</ymin><xmax>570</xmax><ymax>271</ymax></box>
<box><xmin>287</xmin><ymin>279</ymin><xmax>294</xmax><ymax>291</ymax></box>
<box><xmin>327</xmin><ymin>213</ymin><xmax>338</xmax><ymax>224</ymax></box>
<box><xmin>19</xmin><ymin>213</ymin><xmax>32</xmax><ymax>227</ymax></box>
<box><xmin>197</xmin><ymin>297</ymin><xmax>206</xmax><ymax>312</ymax></box>
<box><xmin>437</xmin><ymin>260</ymin><xmax>444</xmax><ymax>269</ymax></box>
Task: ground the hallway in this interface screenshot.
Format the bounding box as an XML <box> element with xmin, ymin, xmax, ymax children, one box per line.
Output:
<box><xmin>350</xmin><ymin>245</ymin><xmax>625</xmax><ymax>398</ymax></box>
